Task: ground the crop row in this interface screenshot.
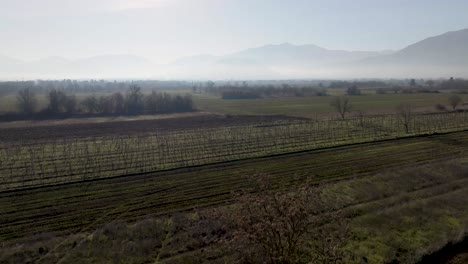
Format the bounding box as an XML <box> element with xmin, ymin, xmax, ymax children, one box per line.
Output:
<box><xmin>0</xmin><ymin>112</ymin><xmax>467</xmax><ymax>191</ymax></box>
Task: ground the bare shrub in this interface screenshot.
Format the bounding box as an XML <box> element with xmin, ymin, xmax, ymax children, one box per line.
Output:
<box><xmin>435</xmin><ymin>104</ymin><xmax>447</xmax><ymax>112</ymax></box>
<box><xmin>357</xmin><ymin>110</ymin><xmax>366</xmax><ymax>127</ymax></box>
<box><xmin>218</xmin><ymin>175</ymin><xmax>350</xmax><ymax>264</ymax></box>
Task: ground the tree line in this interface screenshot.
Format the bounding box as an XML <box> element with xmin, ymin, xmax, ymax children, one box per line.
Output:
<box><xmin>15</xmin><ymin>85</ymin><xmax>193</xmax><ymax>117</ymax></box>
<box><xmin>0</xmin><ymin>80</ymin><xmax>196</xmax><ymax>97</ymax></box>
<box><xmin>203</xmin><ymin>84</ymin><xmax>328</xmax><ymax>99</ymax></box>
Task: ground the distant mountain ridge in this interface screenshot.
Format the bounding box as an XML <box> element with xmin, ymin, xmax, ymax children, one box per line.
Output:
<box><xmin>354</xmin><ymin>28</ymin><xmax>468</xmax><ymax>78</ymax></box>
<box><xmin>1</xmin><ymin>28</ymin><xmax>468</xmax><ymax>79</ymax></box>
<box><xmin>229</xmin><ymin>43</ymin><xmax>392</xmax><ymax>65</ymax></box>
<box><xmin>163</xmin><ymin>43</ymin><xmax>395</xmax><ymax>79</ymax></box>
<box><xmin>364</xmin><ymin>28</ymin><xmax>468</xmax><ymax>66</ymax></box>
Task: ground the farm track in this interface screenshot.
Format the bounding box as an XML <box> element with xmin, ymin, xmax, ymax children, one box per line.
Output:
<box><xmin>0</xmin><ymin>130</ymin><xmax>467</xmax><ymax>240</ymax></box>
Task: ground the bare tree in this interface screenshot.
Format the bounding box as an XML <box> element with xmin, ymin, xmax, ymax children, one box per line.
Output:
<box><xmin>47</xmin><ymin>89</ymin><xmax>70</xmax><ymax>113</ymax></box>
<box><xmin>47</xmin><ymin>89</ymin><xmax>61</xmax><ymax>113</ymax></box>
<box><xmin>16</xmin><ymin>88</ymin><xmax>37</xmax><ymax>115</ymax></box>
<box><xmin>448</xmin><ymin>95</ymin><xmax>462</xmax><ymax>111</ymax></box>
<box><xmin>81</xmin><ymin>95</ymin><xmax>99</xmax><ymax>113</ymax></box>
<box><xmin>397</xmin><ymin>104</ymin><xmax>412</xmax><ymax>133</ymax></box>
<box><xmin>63</xmin><ymin>95</ymin><xmax>77</xmax><ymax>113</ymax></box>
<box><xmin>144</xmin><ymin>90</ymin><xmax>161</xmax><ymax>114</ymax></box>
<box><xmin>331</xmin><ymin>96</ymin><xmax>352</xmax><ymax>119</ymax></box>
<box><xmin>125</xmin><ymin>85</ymin><xmax>144</xmax><ymax>115</ymax></box>
<box><xmin>221</xmin><ymin>175</ymin><xmax>350</xmax><ymax>264</ymax></box>
<box><xmin>97</xmin><ymin>96</ymin><xmax>113</xmax><ymax>113</ymax></box>
<box><xmin>110</xmin><ymin>92</ymin><xmax>125</xmax><ymax>114</ymax></box>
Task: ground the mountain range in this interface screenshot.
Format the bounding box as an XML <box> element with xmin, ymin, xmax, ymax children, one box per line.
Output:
<box><xmin>1</xmin><ymin>28</ymin><xmax>468</xmax><ymax>79</ymax></box>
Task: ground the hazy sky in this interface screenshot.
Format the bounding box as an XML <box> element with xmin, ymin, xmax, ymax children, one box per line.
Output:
<box><xmin>2</xmin><ymin>0</ymin><xmax>468</xmax><ymax>63</ymax></box>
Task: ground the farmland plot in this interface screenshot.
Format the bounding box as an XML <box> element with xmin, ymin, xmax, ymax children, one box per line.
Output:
<box><xmin>1</xmin><ymin>112</ymin><xmax>467</xmax><ymax>191</ymax></box>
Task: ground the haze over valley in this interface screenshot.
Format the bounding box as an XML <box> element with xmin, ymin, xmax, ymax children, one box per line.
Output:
<box><xmin>2</xmin><ymin>0</ymin><xmax>468</xmax><ymax>80</ymax></box>
<box><xmin>2</xmin><ymin>28</ymin><xmax>468</xmax><ymax>79</ymax></box>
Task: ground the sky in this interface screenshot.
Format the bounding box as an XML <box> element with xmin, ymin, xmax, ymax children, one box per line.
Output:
<box><xmin>1</xmin><ymin>0</ymin><xmax>468</xmax><ymax>63</ymax></box>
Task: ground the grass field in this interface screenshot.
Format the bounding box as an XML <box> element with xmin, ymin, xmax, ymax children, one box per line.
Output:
<box><xmin>193</xmin><ymin>92</ymin><xmax>468</xmax><ymax>117</ymax></box>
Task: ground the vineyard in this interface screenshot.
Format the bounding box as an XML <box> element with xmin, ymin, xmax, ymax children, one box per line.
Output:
<box><xmin>1</xmin><ymin>130</ymin><xmax>467</xmax><ymax>241</ymax></box>
<box><xmin>1</xmin><ymin>112</ymin><xmax>468</xmax><ymax>192</ymax></box>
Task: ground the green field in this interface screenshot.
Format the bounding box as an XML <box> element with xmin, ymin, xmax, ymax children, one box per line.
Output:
<box><xmin>193</xmin><ymin>92</ymin><xmax>468</xmax><ymax>117</ymax></box>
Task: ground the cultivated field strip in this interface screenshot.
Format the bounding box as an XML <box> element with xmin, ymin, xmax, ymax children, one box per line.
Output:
<box><xmin>0</xmin><ymin>115</ymin><xmax>286</xmax><ymax>143</ymax></box>
<box><xmin>1</xmin><ymin>112</ymin><xmax>467</xmax><ymax>192</ymax></box>
<box><xmin>0</xmin><ymin>131</ymin><xmax>467</xmax><ymax>240</ymax></box>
